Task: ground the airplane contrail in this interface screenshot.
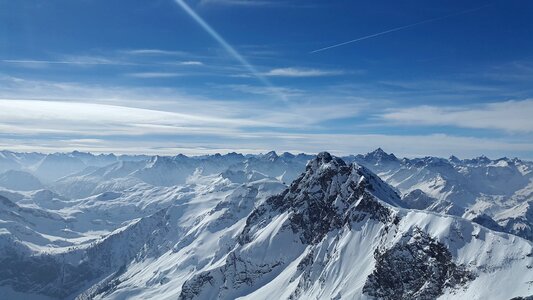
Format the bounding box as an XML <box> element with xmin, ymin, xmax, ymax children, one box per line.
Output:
<box><xmin>174</xmin><ymin>0</ymin><xmax>286</xmax><ymax>100</ymax></box>
<box><xmin>310</xmin><ymin>4</ymin><xmax>493</xmax><ymax>54</ymax></box>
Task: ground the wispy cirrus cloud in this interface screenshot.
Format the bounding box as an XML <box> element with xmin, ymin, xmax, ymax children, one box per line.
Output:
<box><xmin>126</xmin><ymin>72</ymin><xmax>184</xmax><ymax>78</ymax></box>
<box><xmin>1</xmin><ymin>71</ymin><xmax>532</xmax><ymax>158</ymax></box>
<box><xmin>381</xmin><ymin>99</ymin><xmax>533</xmax><ymax>133</ymax></box>
<box><xmin>200</xmin><ymin>0</ymin><xmax>273</xmax><ymax>6</ymax></box>
<box><xmin>0</xmin><ymin>75</ymin><xmax>532</xmax><ymax>158</ymax></box>
<box><xmin>198</xmin><ymin>0</ymin><xmax>292</xmax><ymax>7</ymax></box>
<box><xmin>482</xmin><ymin>60</ymin><xmax>533</xmax><ymax>83</ymax></box>
<box><xmin>378</xmin><ymin>79</ymin><xmax>501</xmax><ymax>93</ymax></box>
<box><xmin>179</xmin><ymin>60</ymin><xmax>204</xmax><ymax>66</ymax></box>
<box><xmin>121</xmin><ymin>49</ymin><xmax>190</xmax><ymax>56</ymax></box>
<box><xmin>197</xmin><ymin>0</ymin><xmax>316</xmax><ymax>8</ymax></box>
<box><xmin>224</xmin><ymin>84</ymin><xmax>304</xmax><ymax>98</ymax></box>
<box><xmin>0</xmin><ymin>99</ymin><xmax>269</xmax><ymax>137</ymax></box>
<box><xmin>0</xmin><ymin>76</ymin><xmax>363</xmax><ymax>134</ymax></box>
<box><xmin>1</xmin><ymin>55</ymin><xmax>132</xmax><ymax>67</ymax></box>
<box><xmin>262</xmin><ymin>67</ymin><xmax>345</xmax><ymax>77</ymax></box>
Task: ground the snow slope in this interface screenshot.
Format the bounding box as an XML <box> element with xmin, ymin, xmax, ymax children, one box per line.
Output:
<box><xmin>0</xmin><ymin>151</ymin><xmax>531</xmax><ymax>299</ymax></box>
<box><xmin>351</xmin><ymin>149</ymin><xmax>533</xmax><ymax>241</ymax></box>
<box><xmin>0</xmin><ymin>170</ymin><xmax>43</xmax><ymax>191</ymax></box>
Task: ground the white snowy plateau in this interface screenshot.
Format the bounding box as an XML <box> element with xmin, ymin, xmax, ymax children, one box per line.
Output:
<box><xmin>0</xmin><ymin>149</ymin><xmax>531</xmax><ymax>300</ymax></box>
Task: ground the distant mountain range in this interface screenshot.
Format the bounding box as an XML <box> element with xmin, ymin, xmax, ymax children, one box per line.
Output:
<box><xmin>0</xmin><ymin>149</ymin><xmax>531</xmax><ymax>299</ymax></box>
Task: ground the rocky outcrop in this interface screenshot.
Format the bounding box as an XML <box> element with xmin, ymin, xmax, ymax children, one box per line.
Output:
<box><xmin>363</xmin><ymin>228</ymin><xmax>475</xmax><ymax>300</ymax></box>
<box><xmin>240</xmin><ymin>152</ymin><xmax>402</xmax><ymax>245</ymax></box>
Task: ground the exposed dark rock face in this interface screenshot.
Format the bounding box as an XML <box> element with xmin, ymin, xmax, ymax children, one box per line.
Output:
<box><xmin>472</xmin><ymin>213</ymin><xmax>504</xmax><ymax>232</ymax></box>
<box><xmin>178</xmin><ymin>252</ymin><xmax>284</xmax><ymax>300</ymax></box>
<box><xmin>179</xmin><ymin>273</ymin><xmax>215</xmax><ymax>300</ymax></box>
<box><xmin>240</xmin><ymin>152</ymin><xmax>401</xmax><ymax>245</ymax></box>
<box><xmin>363</xmin><ymin>228</ymin><xmax>475</xmax><ymax>300</ymax></box>
<box><xmin>510</xmin><ymin>296</ymin><xmax>533</xmax><ymax>300</ymax></box>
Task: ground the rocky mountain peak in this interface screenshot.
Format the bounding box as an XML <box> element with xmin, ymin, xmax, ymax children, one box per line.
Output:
<box><xmin>174</xmin><ymin>153</ymin><xmax>188</xmax><ymax>160</ymax></box>
<box><xmin>465</xmin><ymin>155</ymin><xmax>491</xmax><ymax>165</ymax></box>
<box><xmin>449</xmin><ymin>155</ymin><xmax>461</xmax><ymax>164</ymax></box>
<box><xmin>280</xmin><ymin>152</ymin><xmax>295</xmax><ymax>159</ymax></box>
<box><xmin>364</xmin><ymin>148</ymin><xmax>398</xmax><ymax>163</ymax></box>
<box><xmin>146</xmin><ymin>155</ymin><xmax>166</xmax><ymax>168</ymax></box>
<box><xmin>241</xmin><ymin>153</ymin><xmax>401</xmax><ymax>245</ymax></box>
<box><xmin>263</xmin><ymin>150</ymin><xmax>279</xmax><ymax>161</ymax></box>
<box><xmin>305</xmin><ymin>151</ymin><xmax>345</xmax><ymax>172</ymax></box>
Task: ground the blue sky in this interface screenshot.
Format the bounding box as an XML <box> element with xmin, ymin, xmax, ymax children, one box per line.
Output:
<box><xmin>1</xmin><ymin>0</ymin><xmax>532</xmax><ymax>158</ymax></box>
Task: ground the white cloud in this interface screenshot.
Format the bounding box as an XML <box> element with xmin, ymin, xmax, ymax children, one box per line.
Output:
<box><xmin>197</xmin><ymin>0</ymin><xmax>314</xmax><ymax>8</ymax></box>
<box><xmin>378</xmin><ymin>80</ymin><xmax>500</xmax><ymax>93</ymax></box>
<box><xmin>0</xmin><ymin>76</ymin><xmax>363</xmax><ymax>128</ymax></box>
<box><xmin>381</xmin><ymin>99</ymin><xmax>533</xmax><ymax>133</ymax></box>
<box><xmin>1</xmin><ymin>56</ymin><xmax>131</xmax><ymax>67</ymax></box>
<box><xmin>262</xmin><ymin>67</ymin><xmax>344</xmax><ymax>77</ymax></box>
<box><xmin>179</xmin><ymin>61</ymin><xmax>204</xmax><ymax>66</ymax></box>
<box><xmin>122</xmin><ymin>49</ymin><xmax>189</xmax><ymax>56</ymax></box>
<box><xmin>225</xmin><ymin>84</ymin><xmax>304</xmax><ymax>97</ymax></box>
<box><xmin>199</xmin><ymin>0</ymin><xmax>282</xmax><ymax>7</ymax></box>
<box><xmin>0</xmin><ymin>99</ymin><xmax>272</xmax><ymax>137</ymax></box>
<box><xmin>0</xmin><ymin>76</ymin><xmax>531</xmax><ymax>159</ymax></box>
<box><xmin>126</xmin><ymin>72</ymin><xmax>184</xmax><ymax>78</ymax></box>
<box><xmin>0</xmin><ymin>76</ymin><xmax>365</xmax><ymax>139</ymax></box>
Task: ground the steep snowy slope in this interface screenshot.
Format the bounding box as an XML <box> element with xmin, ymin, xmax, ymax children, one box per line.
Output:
<box><xmin>352</xmin><ymin>149</ymin><xmax>533</xmax><ymax>240</ymax></box>
<box><xmin>352</xmin><ymin>149</ymin><xmax>532</xmax><ymax>203</ymax></box>
<box><xmin>0</xmin><ymin>195</ymin><xmax>77</xmax><ymax>253</ymax></box>
<box><xmin>132</xmin><ymin>155</ymin><xmax>197</xmax><ymax>186</ymax></box>
<box><xmin>52</xmin><ymin>160</ymin><xmax>148</xmax><ymax>199</ymax></box>
<box><xmin>0</xmin><ymin>150</ymin><xmax>22</xmax><ymax>172</ymax></box>
<box><xmin>82</xmin><ymin>178</ymin><xmax>287</xmax><ymax>300</ymax></box>
<box><xmin>352</xmin><ymin>152</ymin><xmax>477</xmax><ymax>214</ymax></box>
<box><xmin>494</xmin><ymin>200</ymin><xmax>533</xmax><ymax>241</ymax></box>
<box><xmin>33</xmin><ymin>154</ymin><xmax>89</xmax><ymax>182</ymax></box>
<box><xmin>0</xmin><ymin>170</ymin><xmax>287</xmax><ymax>299</ymax></box>
<box><xmin>0</xmin><ymin>170</ymin><xmax>44</xmax><ymax>191</ymax></box>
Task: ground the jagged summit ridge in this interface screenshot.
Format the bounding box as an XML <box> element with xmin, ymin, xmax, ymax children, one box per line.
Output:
<box><xmin>240</xmin><ymin>152</ymin><xmax>402</xmax><ymax>245</ymax></box>
<box><xmin>366</xmin><ymin>147</ymin><xmax>398</xmax><ymax>160</ymax></box>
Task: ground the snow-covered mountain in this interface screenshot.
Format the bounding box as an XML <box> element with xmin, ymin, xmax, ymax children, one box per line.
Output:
<box><xmin>48</xmin><ymin>152</ymin><xmax>311</xmax><ymax>199</ymax></box>
<box><xmin>0</xmin><ymin>151</ymin><xmax>531</xmax><ymax>299</ymax></box>
<box><xmin>0</xmin><ymin>170</ymin><xmax>43</xmax><ymax>191</ymax></box>
<box><xmin>350</xmin><ymin>148</ymin><xmax>533</xmax><ymax>241</ymax></box>
<box><xmin>176</xmin><ymin>153</ymin><xmax>531</xmax><ymax>300</ymax></box>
